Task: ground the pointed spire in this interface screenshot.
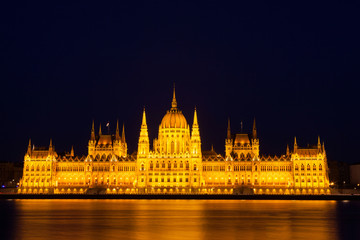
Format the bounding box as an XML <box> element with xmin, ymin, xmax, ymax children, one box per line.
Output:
<box><xmin>171</xmin><ymin>84</ymin><xmax>177</xmax><ymax>110</ymax></box>
<box><xmin>211</xmin><ymin>144</ymin><xmax>214</xmax><ymax>152</ymax></box>
<box><xmin>115</xmin><ymin>120</ymin><xmax>120</xmax><ymax>140</ymax></box>
<box><xmin>318</xmin><ymin>136</ymin><xmax>321</xmax><ymax>149</ymax></box>
<box><xmin>252</xmin><ymin>117</ymin><xmax>257</xmax><ymax>139</ymax></box>
<box><xmin>286</xmin><ymin>144</ymin><xmax>289</xmax><ymax>156</ymax></box>
<box><xmin>294</xmin><ymin>136</ymin><xmax>297</xmax><ymax>151</ymax></box>
<box><xmin>142</xmin><ymin>107</ymin><xmax>147</xmax><ymax>127</ymax></box>
<box><xmin>227</xmin><ymin>118</ymin><xmax>231</xmax><ymax>139</ymax></box>
<box><xmin>49</xmin><ymin>139</ymin><xmax>53</xmax><ymax>152</ymax></box>
<box><xmin>91</xmin><ymin>120</ymin><xmax>95</xmax><ymax>140</ymax></box>
<box><xmin>193</xmin><ymin>107</ymin><xmax>198</xmax><ymax>126</ymax></box>
<box><xmin>99</xmin><ymin>123</ymin><xmax>102</xmax><ymax>135</ymax></box>
<box><xmin>70</xmin><ymin>146</ymin><xmax>74</xmax><ymax>157</ymax></box>
<box><xmin>27</xmin><ymin>139</ymin><xmax>32</xmax><ymax>154</ymax></box>
<box><xmin>122</xmin><ymin>123</ymin><xmax>126</xmax><ymax>142</ymax></box>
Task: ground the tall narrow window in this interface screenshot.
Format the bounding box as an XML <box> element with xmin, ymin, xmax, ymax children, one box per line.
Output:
<box><xmin>171</xmin><ymin>141</ymin><xmax>175</xmax><ymax>154</ymax></box>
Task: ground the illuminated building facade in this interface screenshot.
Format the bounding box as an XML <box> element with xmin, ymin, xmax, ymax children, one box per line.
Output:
<box><xmin>19</xmin><ymin>89</ymin><xmax>330</xmax><ymax>194</ymax></box>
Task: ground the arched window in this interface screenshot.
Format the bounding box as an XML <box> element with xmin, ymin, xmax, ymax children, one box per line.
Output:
<box><xmin>36</xmin><ymin>165</ymin><xmax>39</xmax><ymax>171</ymax></box>
<box><xmin>319</xmin><ymin>164</ymin><xmax>322</xmax><ymax>171</ymax></box>
<box><xmin>301</xmin><ymin>164</ymin><xmax>304</xmax><ymax>171</ymax></box>
<box><xmin>174</xmin><ymin>161</ymin><xmax>177</xmax><ymax>168</ymax></box>
<box><xmin>162</xmin><ymin>161</ymin><xmax>165</xmax><ymax>168</ymax></box>
<box><xmin>156</xmin><ymin>161</ymin><xmax>159</xmax><ymax>168</ymax></box>
<box><xmin>41</xmin><ymin>165</ymin><xmax>45</xmax><ymax>171</ymax></box>
<box><xmin>168</xmin><ymin>161</ymin><xmax>171</xmax><ymax>169</ymax></box>
<box><xmin>26</xmin><ymin>165</ymin><xmax>29</xmax><ymax>171</ymax></box>
<box><xmin>141</xmin><ymin>164</ymin><xmax>145</xmax><ymax>171</ymax></box>
<box><xmin>171</xmin><ymin>141</ymin><xmax>174</xmax><ymax>154</ymax></box>
<box><xmin>313</xmin><ymin>164</ymin><xmax>316</xmax><ymax>171</ymax></box>
<box><xmin>180</xmin><ymin>161</ymin><xmax>183</xmax><ymax>168</ymax></box>
<box><xmin>295</xmin><ymin>164</ymin><xmax>299</xmax><ymax>171</ymax></box>
<box><xmin>150</xmin><ymin>161</ymin><xmax>154</xmax><ymax>170</ymax></box>
<box><xmin>307</xmin><ymin>164</ymin><xmax>310</xmax><ymax>171</ymax></box>
<box><xmin>194</xmin><ymin>164</ymin><xmax>197</xmax><ymax>171</ymax></box>
<box><xmin>185</xmin><ymin>161</ymin><xmax>189</xmax><ymax>170</ymax></box>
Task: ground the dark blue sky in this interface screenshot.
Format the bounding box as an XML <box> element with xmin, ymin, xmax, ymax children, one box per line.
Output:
<box><xmin>1</xmin><ymin>1</ymin><xmax>359</xmax><ymax>163</ymax></box>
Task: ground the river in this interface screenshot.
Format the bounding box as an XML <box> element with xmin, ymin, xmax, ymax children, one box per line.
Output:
<box><xmin>1</xmin><ymin>200</ymin><xmax>359</xmax><ymax>240</ymax></box>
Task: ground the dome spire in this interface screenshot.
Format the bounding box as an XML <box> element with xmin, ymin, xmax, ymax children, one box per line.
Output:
<box><xmin>171</xmin><ymin>84</ymin><xmax>177</xmax><ymax>110</ymax></box>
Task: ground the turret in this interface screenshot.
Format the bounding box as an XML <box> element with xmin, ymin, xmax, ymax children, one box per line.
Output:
<box><xmin>70</xmin><ymin>146</ymin><xmax>74</xmax><ymax>157</ymax></box>
<box><xmin>27</xmin><ymin>139</ymin><xmax>32</xmax><ymax>155</ymax></box>
<box><xmin>225</xmin><ymin>118</ymin><xmax>233</xmax><ymax>157</ymax></box>
<box><xmin>191</xmin><ymin>107</ymin><xmax>201</xmax><ymax>156</ymax></box>
<box><xmin>252</xmin><ymin>118</ymin><xmax>257</xmax><ymax>139</ymax></box>
<box><xmin>138</xmin><ymin>108</ymin><xmax>149</xmax><ymax>157</ymax></box>
<box><xmin>49</xmin><ymin>139</ymin><xmax>53</xmax><ymax>152</ymax></box>
<box><xmin>115</xmin><ymin>120</ymin><xmax>120</xmax><ymax>140</ymax></box>
<box><xmin>91</xmin><ymin>120</ymin><xmax>95</xmax><ymax>140</ymax></box>
<box><xmin>294</xmin><ymin>136</ymin><xmax>298</xmax><ymax>152</ymax></box>
<box><xmin>286</xmin><ymin>144</ymin><xmax>290</xmax><ymax>156</ymax></box>
<box><xmin>227</xmin><ymin>118</ymin><xmax>231</xmax><ymax>140</ymax></box>
<box><xmin>122</xmin><ymin>123</ymin><xmax>126</xmax><ymax>143</ymax></box>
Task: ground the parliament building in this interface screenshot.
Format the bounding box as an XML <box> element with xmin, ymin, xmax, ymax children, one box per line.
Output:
<box><xmin>19</xmin><ymin>89</ymin><xmax>330</xmax><ymax>195</ymax></box>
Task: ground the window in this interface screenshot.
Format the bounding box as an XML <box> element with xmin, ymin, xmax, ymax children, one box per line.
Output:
<box><xmin>301</xmin><ymin>164</ymin><xmax>304</xmax><ymax>171</ymax></box>
<box><xmin>313</xmin><ymin>164</ymin><xmax>316</xmax><ymax>171</ymax></box>
<box><xmin>194</xmin><ymin>164</ymin><xmax>197</xmax><ymax>171</ymax></box>
<box><xmin>319</xmin><ymin>164</ymin><xmax>322</xmax><ymax>171</ymax></box>
<box><xmin>307</xmin><ymin>164</ymin><xmax>310</xmax><ymax>171</ymax></box>
<box><xmin>186</xmin><ymin>162</ymin><xmax>189</xmax><ymax>170</ymax></box>
<box><xmin>171</xmin><ymin>141</ymin><xmax>174</xmax><ymax>154</ymax></box>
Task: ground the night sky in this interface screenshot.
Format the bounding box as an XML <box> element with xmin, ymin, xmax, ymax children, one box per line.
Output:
<box><xmin>1</xmin><ymin>2</ymin><xmax>359</xmax><ymax>164</ymax></box>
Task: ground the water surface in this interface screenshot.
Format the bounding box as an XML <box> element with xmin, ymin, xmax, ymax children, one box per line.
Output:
<box><xmin>1</xmin><ymin>200</ymin><xmax>359</xmax><ymax>240</ymax></box>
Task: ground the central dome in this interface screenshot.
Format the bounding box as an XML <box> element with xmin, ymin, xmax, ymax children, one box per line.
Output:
<box><xmin>161</xmin><ymin>109</ymin><xmax>188</xmax><ymax>128</ymax></box>
<box><xmin>160</xmin><ymin>87</ymin><xmax>188</xmax><ymax>129</ymax></box>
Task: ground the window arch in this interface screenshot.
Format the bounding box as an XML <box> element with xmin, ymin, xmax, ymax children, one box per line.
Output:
<box><xmin>171</xmin><ymin>141</ymin><xmax>175</xmax><ymax>154</ymax></box>
<box><xmin>319</xmin><ymin>164</ymin><xmax>323</xmax><ymax>171</ymax></box>
<box><xmin>295</xmin><ymin>164</ymin><xmax>299</xmax><ymax>171</ymax></box>
<box><xmin>141</xmin><ymin>164</ymin><xmax>145</xmax><ymax>171</ymax></box>
<box><xmin>185</xmin><ymin>161</ymin><xmax>189</xmax><ymax>170</ymax></box>
<box><xmin>301</xmin><ymin>164</ymin><xmax>304</xmax><ymax>171</ymax></box>
<box><xmin>150</xmin><ymin>161</ymin><xmax>154</xmax><ymax>170</ymax></box>
<box><xmin>26</xmin><ymin>165</ymin><xmax>29</xmax><ymax>171</ymax></box>
<box><xmin>162</xmin><ymin>161</ymin><xmax>165</xmax><ymax>168</ymax></box>
<box><xmin>307</xmin><ymin>164</ymin><xmax>310</xmax><ymax>171</ymax></box>
<box><xmin>156</xmin><ymin>161</ymin><xmax>159</xmax><ymax>168</ymax></box>
<box><xmin>313</xmin><ymin>164</ymin><xmax>316</xmax><ymax>171</ymax></box>
<box><xmin>194</xmin><ymin>164</ymin><xmax>197</xmax><ymax>171</ymax></box>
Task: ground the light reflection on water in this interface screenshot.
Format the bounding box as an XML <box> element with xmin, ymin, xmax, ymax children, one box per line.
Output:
<box><xmin>1</xmin><ymin>200</ymin><xmax>359</xmax><ymax>240</ymax></box>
